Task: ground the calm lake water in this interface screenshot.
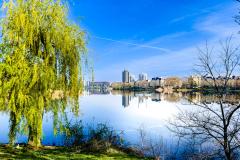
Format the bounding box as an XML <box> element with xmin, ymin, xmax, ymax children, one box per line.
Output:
<box><xmin>0</xmin><ymin>90</ymin><xmax>238</xmax><ymax>147</ymax></box>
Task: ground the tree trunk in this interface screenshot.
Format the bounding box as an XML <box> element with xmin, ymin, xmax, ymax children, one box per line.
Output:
<box><xmin>28</xmin><ymin>125</ymin><xmax>42</xmax><ymax>148</ymax></box>
<box><xmin>9</xmin><ymin>111</ymin><xmax>17</xmax><ymax>146</ymax></box>
<box><xmin>223</xmin><ymin>135</ymin><xmax>232</xmax><ymax>160</ymax></box>
<box><xmin>224</xmin><ymin>149</ymin><xmax>232</xmax><ymax>160</ymax></box>
<box><xmin>27</xmin><ymin>112</ymin><xmax>43</xmax><ymax>148</ymax></box>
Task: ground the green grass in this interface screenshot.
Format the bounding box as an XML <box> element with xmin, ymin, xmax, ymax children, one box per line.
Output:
<box><xmin>0</xmin><ymin>145</ymin><xmax>150</xmax><ymax>160</ymax></box>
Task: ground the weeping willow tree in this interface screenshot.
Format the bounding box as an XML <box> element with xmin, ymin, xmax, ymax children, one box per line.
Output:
<box><xmin>0</xmin><ymin>0</ymin><xmax>86</xmax><ymax>147</ymax></box>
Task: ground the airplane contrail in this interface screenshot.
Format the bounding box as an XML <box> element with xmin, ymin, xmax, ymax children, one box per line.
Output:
<box><xmin>93</xmin><ymin>36</ymin><xmax>170</xmax><ymax>52</ymax></box>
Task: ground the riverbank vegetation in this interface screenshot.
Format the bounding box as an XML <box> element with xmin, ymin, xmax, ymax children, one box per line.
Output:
<box><xmin>0</xmin><ymin>145</ymin><xmax>148</xmax><ymax>160</ymax></box>
<box><xmin>0</xmin><ymin>121</ymin><xmax>150</xmax><ymax>159</ymax></box>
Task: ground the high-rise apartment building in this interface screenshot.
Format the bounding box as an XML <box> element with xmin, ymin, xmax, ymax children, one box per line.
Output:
<box><xmin>122</xmin><ymin>70</ymin><xmax>130</xmax><ymax>83</ymax></box>
<box><xmin>139</xmin><ymin>73</ymin><xmax>148</xmax><ymax>81</ymax></box>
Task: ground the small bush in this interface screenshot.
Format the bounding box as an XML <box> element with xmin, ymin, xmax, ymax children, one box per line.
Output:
<box><xmin>63</xmin><ymin>120</ymin><xmax>84</xmax><ymax>147</ymax></box>
<box><xmin>61</xmin><ymin>121</ymin><xmax>124</xmax><ymax>153</ymax></box>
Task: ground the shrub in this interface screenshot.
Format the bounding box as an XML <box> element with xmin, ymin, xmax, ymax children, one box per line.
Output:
<box><xmin>61</xmin><ymin>121</ymin><xmax>124</xmax><ymax>152</ymax></box>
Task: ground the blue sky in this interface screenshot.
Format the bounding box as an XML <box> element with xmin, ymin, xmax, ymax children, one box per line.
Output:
<box><xmin>72</xmin><ymin>0</ymin><xmax>235</xmax><ymax>82</ymax></box>
<box><xmin>4</xmin><ymin>0</ymin><xmax>240</xmax><ymax>82</ymax></box>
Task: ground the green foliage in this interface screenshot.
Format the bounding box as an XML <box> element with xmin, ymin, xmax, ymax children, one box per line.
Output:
<box><xmin>61</xmin><ymin>121</ymin><xmax>124</xmax><ymax>153</ymax></box>
<box><xmin>0</xmin><ymin>0</ymin><xmax>86</xmax><ymax>147</ymax></box>
<box><xmin>86</xmin><ymin>123</ymin><xmax>124</xmax><ymax>153</ymax></box>
<box><xmin>0</xmin><ymin>145</ymin><xmax>149</xmax><ymax>160</ymax></box>
<box><xmin>62</xmin><ymin>120</ymin><xmax>85</xmax><ymax>147</ymax></box>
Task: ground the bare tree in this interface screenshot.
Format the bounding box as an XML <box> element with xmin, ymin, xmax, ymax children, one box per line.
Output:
<box><xmin>169</xmin><ymin>37</ymin><xmax>240</xmax><ymax>160</ymax></box>
<box><xmin>136</xmin><ymin>125</ymin><xmax>181</xmax><ymax>159</ymax></box>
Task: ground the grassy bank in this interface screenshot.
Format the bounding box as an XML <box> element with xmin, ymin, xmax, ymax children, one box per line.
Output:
<box><xmin>0</xmin><ymin>145</ymin><xmax>150</xmax><ymax>160</ymax></box>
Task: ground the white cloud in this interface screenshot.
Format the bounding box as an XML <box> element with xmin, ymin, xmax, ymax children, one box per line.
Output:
<box><xmin>194</xmin><ymin>3</ymin><xmax>239</xmax><ymax>38</ymax></box>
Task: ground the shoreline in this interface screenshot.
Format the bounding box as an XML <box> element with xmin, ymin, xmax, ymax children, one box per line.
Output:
<box><xmin>111</xmin><ymin>87</ymin><xmax>240</xmax><ymax>94</ymax></box>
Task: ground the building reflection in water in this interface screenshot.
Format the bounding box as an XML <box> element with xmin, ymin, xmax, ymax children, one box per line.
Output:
<box><xmin>111</xmin><ymin>90</ymin><xmax>240</xmax><ymax>107</ymax></box>
<box><xmin>122</xmin><ymin>94</ymin><xmax>131</xmax><ymax>107</ymax></box>
<box><xmin>119</xmin><ymin>91</ymin><xmax>162</xmax><ymax>107</ymax></box>
<box><xmin>120</xmin><ymin>92</ymin><xmax>162</xmax><ymax>107</ymax></box>
<box><xmin>138</xmin><ymin>96</ymin><xmax>145</xmax><ymax>104</ymax></box>
<box><xmin>151</xmin><ymin>93</ymin><xmax>161</xmax><ymax>102</ymax></box>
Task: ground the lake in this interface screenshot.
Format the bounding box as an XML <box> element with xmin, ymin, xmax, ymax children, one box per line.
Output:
<box><xmin>1</xmin><ymin>90</ymin><xmax>239</xmax><ymax>154</ymax></box>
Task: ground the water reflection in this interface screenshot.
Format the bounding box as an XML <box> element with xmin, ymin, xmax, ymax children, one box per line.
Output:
<box><xmin>122</xmin><ymin>94</ymin><xmax>131</xmax><ymax>107</ymax></box>
<box><xmin>114</xmin><ymin>90</ymin><xmax>183</xmax><ymax>107</ymax></box>
<box><xmin>110</xmin><ymin>90</ymin><xmax>240</xmax><ymax>107</ymax></box>
<box><xmin>1</xmin><ymin>90</ymin><xmax>240</xmax><ymax>155</ymax></box>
